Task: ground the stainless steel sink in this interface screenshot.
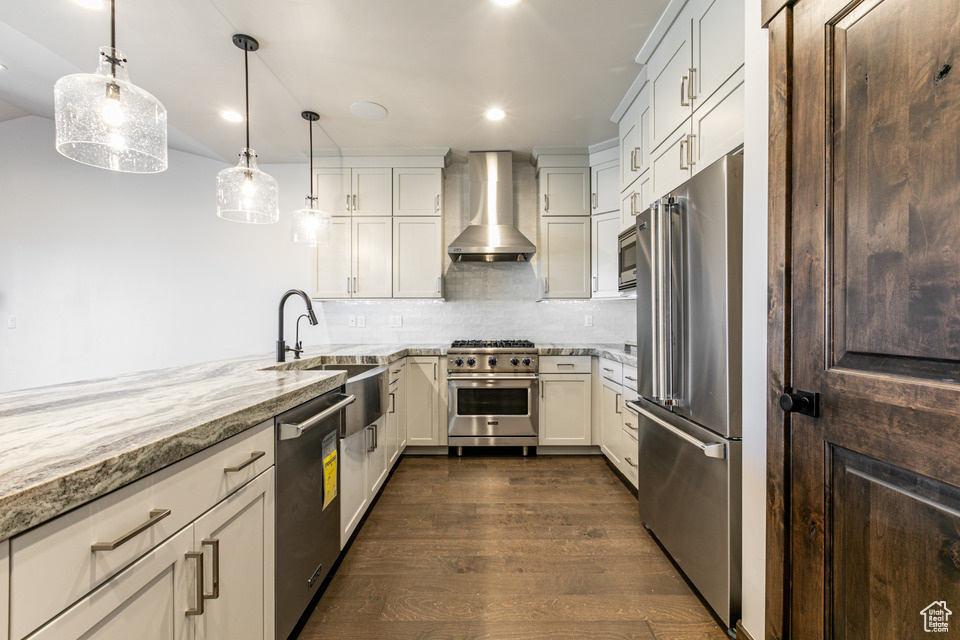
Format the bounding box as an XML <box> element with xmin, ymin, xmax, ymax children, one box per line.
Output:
<box><xmin>309</xmin><ymin>363</ymin><xmax>387</xmax><ymax>438</ymax></box>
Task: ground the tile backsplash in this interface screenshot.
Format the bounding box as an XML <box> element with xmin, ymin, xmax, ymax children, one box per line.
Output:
<box><xmin>307</xmin><ymin>159</ymin><xmax>637</xmax><ymax>345</ymax></box>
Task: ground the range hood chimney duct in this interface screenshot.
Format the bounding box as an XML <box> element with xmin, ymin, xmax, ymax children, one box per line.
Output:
<box><xmin>447</xmin><ymin>151</ymin><xmax>536</xmax><ymax>262</ymax></box>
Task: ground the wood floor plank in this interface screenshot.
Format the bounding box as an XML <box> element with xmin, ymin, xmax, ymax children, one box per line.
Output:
<box><xmin>296</xmin><ymin>455</ymin><xmax>727</xmax><ymax>640</ymax></box>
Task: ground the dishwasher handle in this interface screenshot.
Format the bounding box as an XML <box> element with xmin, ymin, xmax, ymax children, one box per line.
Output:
<box><xmin>278</xmin><ymin>394</ymin><xmax>356</xmax><ymax>440</ymax></box>
<box><xmin>626</xmin><ymin>400</ymin><xmax>725</xmax><ymax>459</ymax></box>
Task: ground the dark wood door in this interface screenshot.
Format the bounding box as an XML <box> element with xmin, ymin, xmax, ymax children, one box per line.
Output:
<box><xmin>787</xmin><ymin>0</ymin><xmax>960</xmax><ymax>637</ymax></box>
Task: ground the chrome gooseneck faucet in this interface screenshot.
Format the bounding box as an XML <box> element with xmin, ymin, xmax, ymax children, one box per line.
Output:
<box><xmin>277</xmin><ymin>289</ymin><xmax>318</xmax><ymax>362</ymax></box>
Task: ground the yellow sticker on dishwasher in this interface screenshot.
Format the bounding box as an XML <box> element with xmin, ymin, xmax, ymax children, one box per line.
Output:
<box><xmin>323</xmin><ymin>450</ymin><xmax>338</xmax><ymax>509</ymax></box>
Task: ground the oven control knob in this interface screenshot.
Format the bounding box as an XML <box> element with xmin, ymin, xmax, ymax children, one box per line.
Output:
<box><xmin>488</xmin><ymin>357</ymin><xmax>498</xmax><ymax>366</ymax></box>
<box><xmin>454</xmin><ymin>357</ymin><xmax>464</xmax><ymax>367</ymax></box>
<box><xmin>466</xmin><ymin>357</ymin><xmax>476</xmax><ymax>367</ymax></box>
<box><xmin>510</xmin><ymin>357</ymin><xmax>520</xmax><ymax>366</ymax></box>
<box><xmin>522</xmin><ymin>357</ymin><xmax>532</xmax><ymax>366</ymax></box>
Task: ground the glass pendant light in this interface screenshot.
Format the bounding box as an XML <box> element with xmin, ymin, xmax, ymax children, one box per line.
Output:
<box><xmin>54</xmin><ymin>0</ymin><xmax>167</xmax><ymax>173</ymax></box>
<box><xmin>216</xmin><ymin>34</ymin><xmax>279</xmax><ymax>224</ymax></box>
<box><xmin>291</xmin><ymin>111</ymin><xmax>331</xmax><ymax>246</ymax></box>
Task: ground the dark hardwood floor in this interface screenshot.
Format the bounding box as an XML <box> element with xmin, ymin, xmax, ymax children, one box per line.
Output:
<box><xmin>297</xmin><ymin>454</ymin><xmax>727</xmax><ymax>640</ymax></box>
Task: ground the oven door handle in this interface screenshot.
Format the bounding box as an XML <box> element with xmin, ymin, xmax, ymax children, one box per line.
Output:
<box><xmin>447</xmin><ymin>375</ymin><xmax>539</xmax><ymax>381</ymax></box>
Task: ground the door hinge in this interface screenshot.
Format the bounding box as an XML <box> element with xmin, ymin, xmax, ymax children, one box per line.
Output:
<box><xmin>779</xmin><ymin>387</ymin><xmax>820</xmax><ymax>418</ymax></box>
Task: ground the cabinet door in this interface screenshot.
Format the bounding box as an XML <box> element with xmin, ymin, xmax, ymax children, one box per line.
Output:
<box><xmin>26</xmin><ymin>527</ymin><xmax>192</xmax><ymax>640</ymax></box>
<box><xmin>393</xmin><ymin>168</ymin><xmax>442</xmax><ymax>216</ymax></box>
<box><xmin>313</xmin><ymin>218</ymin><xmax>352</xmax><ymax>299</ymax></box>
<box><xmin>539</xmin><ymin>167</ymin><xmax>590</xmax><ymax>217</ymax></box>
<box><xmin>314</xmin><ymin>169</ymin><xmax>351</xmax><ymax>217</ymax></box>
<box><xmin>591</xmin><ymin>211</ymin><xmax>621</xmax><ymax>298</ymax></box>
<box><xmin>599</xmin><ymin>380</ymin><xmax>623</xmax><ymax>466</ymax></box>
<box><xmin>539</xmin><ymin>374</ymin><xmax>592</xmax><ymax>446</ymax></box>
<box><xmin>652</xmin><ymin>123</ymin><xmax>693</xmax><ymax>200</ymax></box>
<box><xmin>691</xmin><ymin>67</ymin><xmax>745</xmax><ymax>173</ymax></box>
<box><xmin>540</xmin><ymin>217</ymin><xmax>591</xmax><ymax>299</ymax></box>
<box><xmin>351</xmin><ymin>168</ymin><xmax>392</xmax><ymax>216</ymax></box>
<box><xmin>194</xmin><ymin>469</ymin><xmax>274</xmax><ymax>640</ymax></box>
<box><xmin>367</xmin><ymin>419</ymin><xmax>388</xmax><ymax>497</ymax></box>
<box><xmin>396</xmin><ymin>365</ymin><xmax>408</xmax><ymax>453</ymax></box>
<box><xmin>690</xmin><ymin>0</ymin><xmax>744</xmax><ymax>112</ymax></box>
<box><xmin>648</xmin><ymin>11</ymin><xmax>693</xmax><ymax>152</ymax></box>
<box><xmin>619</xmin><ymin>86</ymin><xmax>650</xmax><ymax>193</ymax></box>
<box><xmin>405</xmin><ymin>357</ymin><xmax>440</xmax><ymax>446</ymax></box>
<box><xmin>591</xmin><ymin>160</ymin><xmax>619</xmax><ymax>214</ymax></box>
<box><xmin>393</xmin><ymin>217</ymin><xmax>442</xmax><ymax>298</ymax></box>
<box><xmin>386</xmin><ymin>379</ymin><xmax>401</xmax><ymax>467</ymax></box>
<box><xmin>352</xmin><ymin>217</ymin><xmax>392</xmax><ymax>298</ymax></box>
<box><xmin>620</xmin><ymin>171</ymin><xmax>652</xmax><ymax>232</ymax></box>
<box><xmin>340</xmin><ymin>427</ymin><xmax>369</xmax><ymax>549</ymax></box>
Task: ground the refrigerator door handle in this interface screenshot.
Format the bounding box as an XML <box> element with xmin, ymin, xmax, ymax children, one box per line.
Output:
<box><xmin>630</xmin><ymin>401</ymin><xmax>725</xmax><ymax>459</ymax></box>
<box><xmin>661</xmin><ymin>197</ymin><xmax>680</xmax><ymax>408</ymax></box>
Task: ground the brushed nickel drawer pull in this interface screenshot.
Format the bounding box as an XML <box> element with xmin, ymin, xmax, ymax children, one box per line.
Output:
<box><xmin>557</xmin><ymin>362</ymin><xmax>576</xmax><ymax>368</ymax></box>
<box><xmin>624</xmin><ymin>456</ymin><xmax>638</xmax><ymax>468</ymax></box>
<box><xmin>625</xmin><ymin>375</ymin><xmax>637</xmax><ymax>382</ymax></box>
<box><xmin>625</xmin><ymin>421</ymin><xmax>638</xmax><ymax>431</ymax></box>
<box><xmin>92</xmin><ymin>509</ymin><xmax>171</xmax><ymax>551</ymax></box>
<box><xmin>602</xmin><ymin>367</ymin><xmax>614</xmax><ymax>372</ymax></box>
<box><xmin>185</xmin><ymin>550</ymin><xmax>204</xmax><ymax>616</ymax></box>
<box><xmin>203</xmin><ymin>538</ymin><xmax>220</xmax><ymax>600</ymax></box>
<box><xmin>224</xmin><ymin>451</ymin><xmax>265</xmax><ymax>473</ymax></box>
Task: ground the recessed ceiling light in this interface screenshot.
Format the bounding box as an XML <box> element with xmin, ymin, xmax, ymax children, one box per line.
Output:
<box><xmin>219</xmin><ymin>110</ymin><xmax>244</xmax><ymax>123</ymax></box>
<box><xmin>350</xmin><ymin>102</ymin><xmax>387</xmax><ymax>119</ymax></box>
<box><xmin>0</xmin><ymin>64</ymin><xmax>6</xmax><ymax>71</ymax></box>
<box><xmin>485</xmin><ymin>108</ymin><xmax>506</xmax><ymax>121</ymax></box>
<box><xmin>491</xmin><ymin>0</ymin><xmax>521</xmax><ymax>6</ymax></box>
<box><xmin>74</xmin><ymin>0</ymin><xmax>104</xmax><ymax>9</ymax></box>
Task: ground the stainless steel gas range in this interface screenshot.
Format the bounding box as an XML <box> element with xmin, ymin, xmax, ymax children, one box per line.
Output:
<box><xmin>446</xmin><ymin>340</ymin><xmax>539</xmax><ymax>453</ymax></box>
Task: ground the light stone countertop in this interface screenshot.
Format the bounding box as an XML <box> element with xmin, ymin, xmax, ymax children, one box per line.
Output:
<box><xmin>0</xmin><ymin>342</ymin><xmax>633</xmax><ymax>541</ymax></box>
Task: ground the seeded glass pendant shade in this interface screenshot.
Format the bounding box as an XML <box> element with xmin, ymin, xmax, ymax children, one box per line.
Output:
<box><xmin>53</xmin><ymin>1</ymin><xmax>167</xmax><ymax>173</ymax></box>
<box><xmin>216</xmin><ymin>34</ymin><xmax>279</xmax><ymax>224</ymax></box>
<box><xmin>290</xmin><ymin>111</ymin><xmax>331</xmax><ymax>246</ymax></box>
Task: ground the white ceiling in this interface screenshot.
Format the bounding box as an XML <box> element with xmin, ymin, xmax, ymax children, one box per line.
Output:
<box><xmin>0</xmin><ymin>0</ymin><xmax>666</xmax><ymax>163</ymax></box>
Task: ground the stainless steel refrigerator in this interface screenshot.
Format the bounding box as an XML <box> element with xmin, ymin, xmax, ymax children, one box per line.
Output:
<box><xmin>627</xmin><ymin>153</ymin><xmax>742</xmax><ymax>629</ymax></box>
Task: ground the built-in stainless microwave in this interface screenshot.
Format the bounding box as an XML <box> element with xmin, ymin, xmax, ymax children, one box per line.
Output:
<box><xmin>618</xmin><ymin>226</ymin><xmax>638</xmax><ymax>291</ymax></box>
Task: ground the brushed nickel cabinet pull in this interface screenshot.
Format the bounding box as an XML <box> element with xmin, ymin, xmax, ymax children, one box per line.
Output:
<box><xmin>688</xmin><ymin>67</ymin><xmax>697</xmax><ymax>100</ymax></box>
<box><xmin>625</xmin><ymin>456</ymin><xmax>639</xmax><ymax>468</ymax></box>
<box><xmin>543</xmin><ymin>194</ymin><xmax>549</xmax><ymax>212</ymax></box>
<box><xmin>435</xmin><ymin>194</ymin><xmax>440</xmax><ymax>212</ymax></box>
<box><xmin>353</xmin><ymin>194</ymin><xmax>358</xmax><ymax>210</ymax></box>
<box><xmin>625</xmin><ymin>375</ymin><xmax>638</xmax><ymax>382</ymax></box>
<box><xmin>91</xmin><ymin>509</ymin><xmax>171</xmax><ymax>551</ymax></box>
<box><xmin>602</xmin><ymin>367</ymin><xmax>614</xmax><ymax>372</ymax></box>
<box><xmin>615</xmin><ymin>392</ymin><xmax>622</xmax><ymax>414</ymax></box>
<box><xmin>346</xmin><ymin>194</ymin><xmax>351</xmax><ymax>211</ymax></box>
<box><xmin>389</xmin><ymin>392</ymin><xmax>396</xmax><ymax>413</ymax></box>
<box><xmin>680</xmin><ymin>137</ymin><xmax>689</xmax><ymax>171</ymax></box>
<box><xmin>224</xmin><ymin>451</ymin><xmax>265</xmax><ymax>473</ymax></box>
<box><xmin>185</xmin><ymin>550</ymin><xmax>204</xmax><ymax>616</ymax></box>
<box><xmin>202</xmin><ymin>538</ymin><xmax>220</xmax><ymax>600</ymax></box>
<box><xmin>625</xmin><ymin>421</ymin><xmax>638</xmax><ymax>431</ymax></box>
<box><xmin>680</xmin><ymin>75</ymin><xmax>690</xmax><ymax>107</ymax></box>
<box><xmin>346</xmin><ymin>276</ymin><xmax>351</xmax><ymax>294</ymax></box>
<box><xmin>592</xmin><ymin>193</ymin><xmax>597</xmax><ymax>209</ymax></box>
<box><xmin>593</xmin><ymin>276</ymin><xmax>598</xmax><ymax>292</ymax></box>
<box><xmin>687</xmin><ymin>134</ymin><xmax>696</xmax><ymax>166</ymax></box>
<box><xmin>543</xmin><ymin>277</ymin><xmax>549</xmax><ymax>294</ymax></box>
<box><xmin>633</xmin><ymin>147</ymin><xmax>641</xmax><ymax>171</ymax></box>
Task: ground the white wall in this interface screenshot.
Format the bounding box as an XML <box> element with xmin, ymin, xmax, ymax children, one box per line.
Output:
<box><xmin>0</xmin><ymin>115</ymin><xmax>315</xmax><ymax>391</ymax></box>
<box><xmin>741</xmin><ymin>0</ymin><xmax>769</xmax><ymax>635</ymax></box>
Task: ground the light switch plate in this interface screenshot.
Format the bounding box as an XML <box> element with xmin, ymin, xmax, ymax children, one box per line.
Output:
<box><xmin>584</xmin><ymin>315</ymin><xmax>593</xmax><ymax>327</ymax></box>
<box><xmin>389</xmin><ymin>315</ymin><xmax>402</xmax><ymax>328</ymax></box>
<box><xmin>357</xmin><ymin>315</ymin><xmax>366</xmax><ymax>328</ymax></box>
<box><xmin>6</xmin><ymin>316</ymin><xmax>15</xmax><ymax>329</ymax></box>
<box><xmin>348</xmin><ymin>316</ymin><xmax>356</xmax><ymax>327</ymax></box>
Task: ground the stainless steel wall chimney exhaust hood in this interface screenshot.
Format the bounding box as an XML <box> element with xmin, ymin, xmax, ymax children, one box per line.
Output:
<box><xmin>447</xmin><ymin>151</ymin><xmax>536</xmax><ymax>262</ymax></box>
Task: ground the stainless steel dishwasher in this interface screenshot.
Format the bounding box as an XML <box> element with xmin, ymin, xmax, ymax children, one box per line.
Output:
<box><xmin>275</xmin><ymin>388</ymin><xmax>355</xmax><ymax>640</ymax></box>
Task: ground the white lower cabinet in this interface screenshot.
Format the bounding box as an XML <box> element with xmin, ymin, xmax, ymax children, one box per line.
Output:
<box><xmin>405</xmin><ymin>357</ymin><xmax>442</xmax><ymax>446</ymax></box>
<box><xmin>591</xmin><ymin>211</ymin><xmax>621</xmax><ymax>298</ymax></box>
<box><xmin>193</xmin><ymin>470</ymin><xmax>275</xmax><ymax>640</ymax></box>
<box><xmin>340</xmin><ymin>426</ymin><xmax>370</xmax><ymax>549</ymax></box>
<box><xmin>0</xmin><ymin>541</ymin><xmax>7</xmax><ymax>640</ymax></box>
<box><xmin>539</xmin><ymin>217</ymin><xmax>591</xmax><ymax>300</ymax></box>
<box><xmin>387</xmin><ymin>361</ymin><xmax>406</xmax><ymax>465</ymax></box>
<box><xmin>622</xmin><ymin>404</ymin><xmax>640</xmax><ymax>488</ymax></box>
<box><xmin>538</xmin><ymin>373</ymin><xmax>592</xmax><ymax>446</ymax></box>
<box><xmin>367</xmin><ymin>418</ymin><xmax>388</xmax><ymax>497</ymax></box>
<box><xmin>600</xmin><ymin>378</ymin><xmax>623</xmax><ymax>466</ymax></box>
<box><xmin>26</xmin><ymin>526</ymin><xmax>194</xmax><ymax>640</ymax></box>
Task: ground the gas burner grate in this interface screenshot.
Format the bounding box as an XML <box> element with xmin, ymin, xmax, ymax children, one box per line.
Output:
<box><xmin>451</xmin><ymin>339</ymin><xmax>535</xmax><ymax>349</ymax></box>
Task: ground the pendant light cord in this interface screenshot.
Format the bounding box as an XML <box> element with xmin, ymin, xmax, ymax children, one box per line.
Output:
<box><xmin>308</xmin><ymin>119</ymin><xmax>314</xmax><ymax>200</ymax></box>
<box><xmin>244</xmin><ymin>47</ymin><xmax>251</xmax><ymax>168</ymax></box>
<box><xmin>109</xmin><ymin>0</ymin><xmax>117</xmax><ymax>78</ymax></box>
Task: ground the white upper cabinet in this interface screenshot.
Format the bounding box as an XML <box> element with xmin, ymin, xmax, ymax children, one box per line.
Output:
<box><xmin>539</xmin><ymin>167</ymin><xmax>591</xmax><ymax>217</ymax></box>
<box><xmin>539</xmin><ymin>216</ymin><xmax>591</xmax><ymax>300</ymax></box>
<box><xmin>314</xmin><ymin>169</ymin><xmax>351</xmax><ymax>217</ymax></box>
<box><xmin>351</xmin><ymin>168</ymin><xmax>392</xmax><ymax>216</ymax></box>
<box><xmin>591</xmin><ymin>211</ymin><xmax>621</xmax><ymax>299</ymax></box>
<box><xmin>313</xmin><ymin>218</ymin><xmax>352</xmax><ymax>299</ymax></box>
<box><xmin>393</xmin><ymin>168</ymin><xmax>442</xmax><ymax>216</ymax></box>
<box><xmin>619</xmin><ymin>84</ymin><xmax>651</xmax><ymax>193</ymax></box>
<box><xmin>620</xmin><ymin>170</ymin><xmax>652</xmax><ymax>233</ymax></box>
<box><xmin>692</xmin><ymin>66</ymin><xmax>745</xmax><ymax>173</ymax></box>
<box><xmin>690</xmin><ymin>0</ymin><xmax>745</xmax><ymax>112</ymax></box>
<box><xmin>648</xmin><ymin>11</ymin><xmax>693</xmax><ymax>152</ymax></box>
<box><xmin>591</xmin><ymin>160</ymin><xmax>620</xmax><ymax>215</ymax></box>
<box><xmin>393</xmin><ymin>217</ymin><xmax>442</xmax><ymax>298</ymax></box>
<box><xmin>352</xmin><ymin>217</ymin><xmax>393</xmax><ymax>298</ymax></box>
<box><xmin>652</xmin><ymin>123</ymin><xmax>693</xmax><ymax>198</ymax></box>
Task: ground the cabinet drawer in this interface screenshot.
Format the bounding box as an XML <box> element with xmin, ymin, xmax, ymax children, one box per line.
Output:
<box><xmin>622</xmin><ymin>426</ymin><xmax>640</xmax><ymax>488</ymax></box>
<box><xmin>598</xmin><ymin>358</ymin><xmax>623</xmax><ymax>384</ymax></box>
<box><xmin>539</xmin><ymin>356</ymin><xmax>591</xmax><ymax>374</ymax></box>
<box><xmin>623</xmin><ymin>365</ymin><xmax>639</xmax><ymax>392</ymax></box>
<box><xmin>10</xmin><ymin>421</ymin><xmax>274</xmax><ymax>640</ymax></box>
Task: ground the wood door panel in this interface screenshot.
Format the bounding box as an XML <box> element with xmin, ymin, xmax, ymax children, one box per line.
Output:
<box><xmin>828</xmin><ymin>0</ymin><xmax>960</xmax><ymax>380</ymax></box>
<box><xmin>830</xmin><ymin>446</ymin><xmax>960</xmax><ymax>640</ymax></box>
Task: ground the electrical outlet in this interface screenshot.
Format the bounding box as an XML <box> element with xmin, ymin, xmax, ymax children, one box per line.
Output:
<box><xmin>348</xmin><ymin>316</ymin><xmax>356</xmax><ymax>327</ymax></box>
<box><xmin>357</xmin><ymin>315</ymin><xmax>366</xmax><ymax>328</ymax></box>
<box><xmin>584</xmin><ymin>315</ymin><xmax>593</xmax><ymax>327</ymax></box>
<box><xmin>389</xmin><ymin>315</ymin><xmax>402</xmax><ymax>328</ymax></box>
<box><xmin>7</xmin><ymin>316</ymin><xmax>15</xmax><ymax>329</ymax></box>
